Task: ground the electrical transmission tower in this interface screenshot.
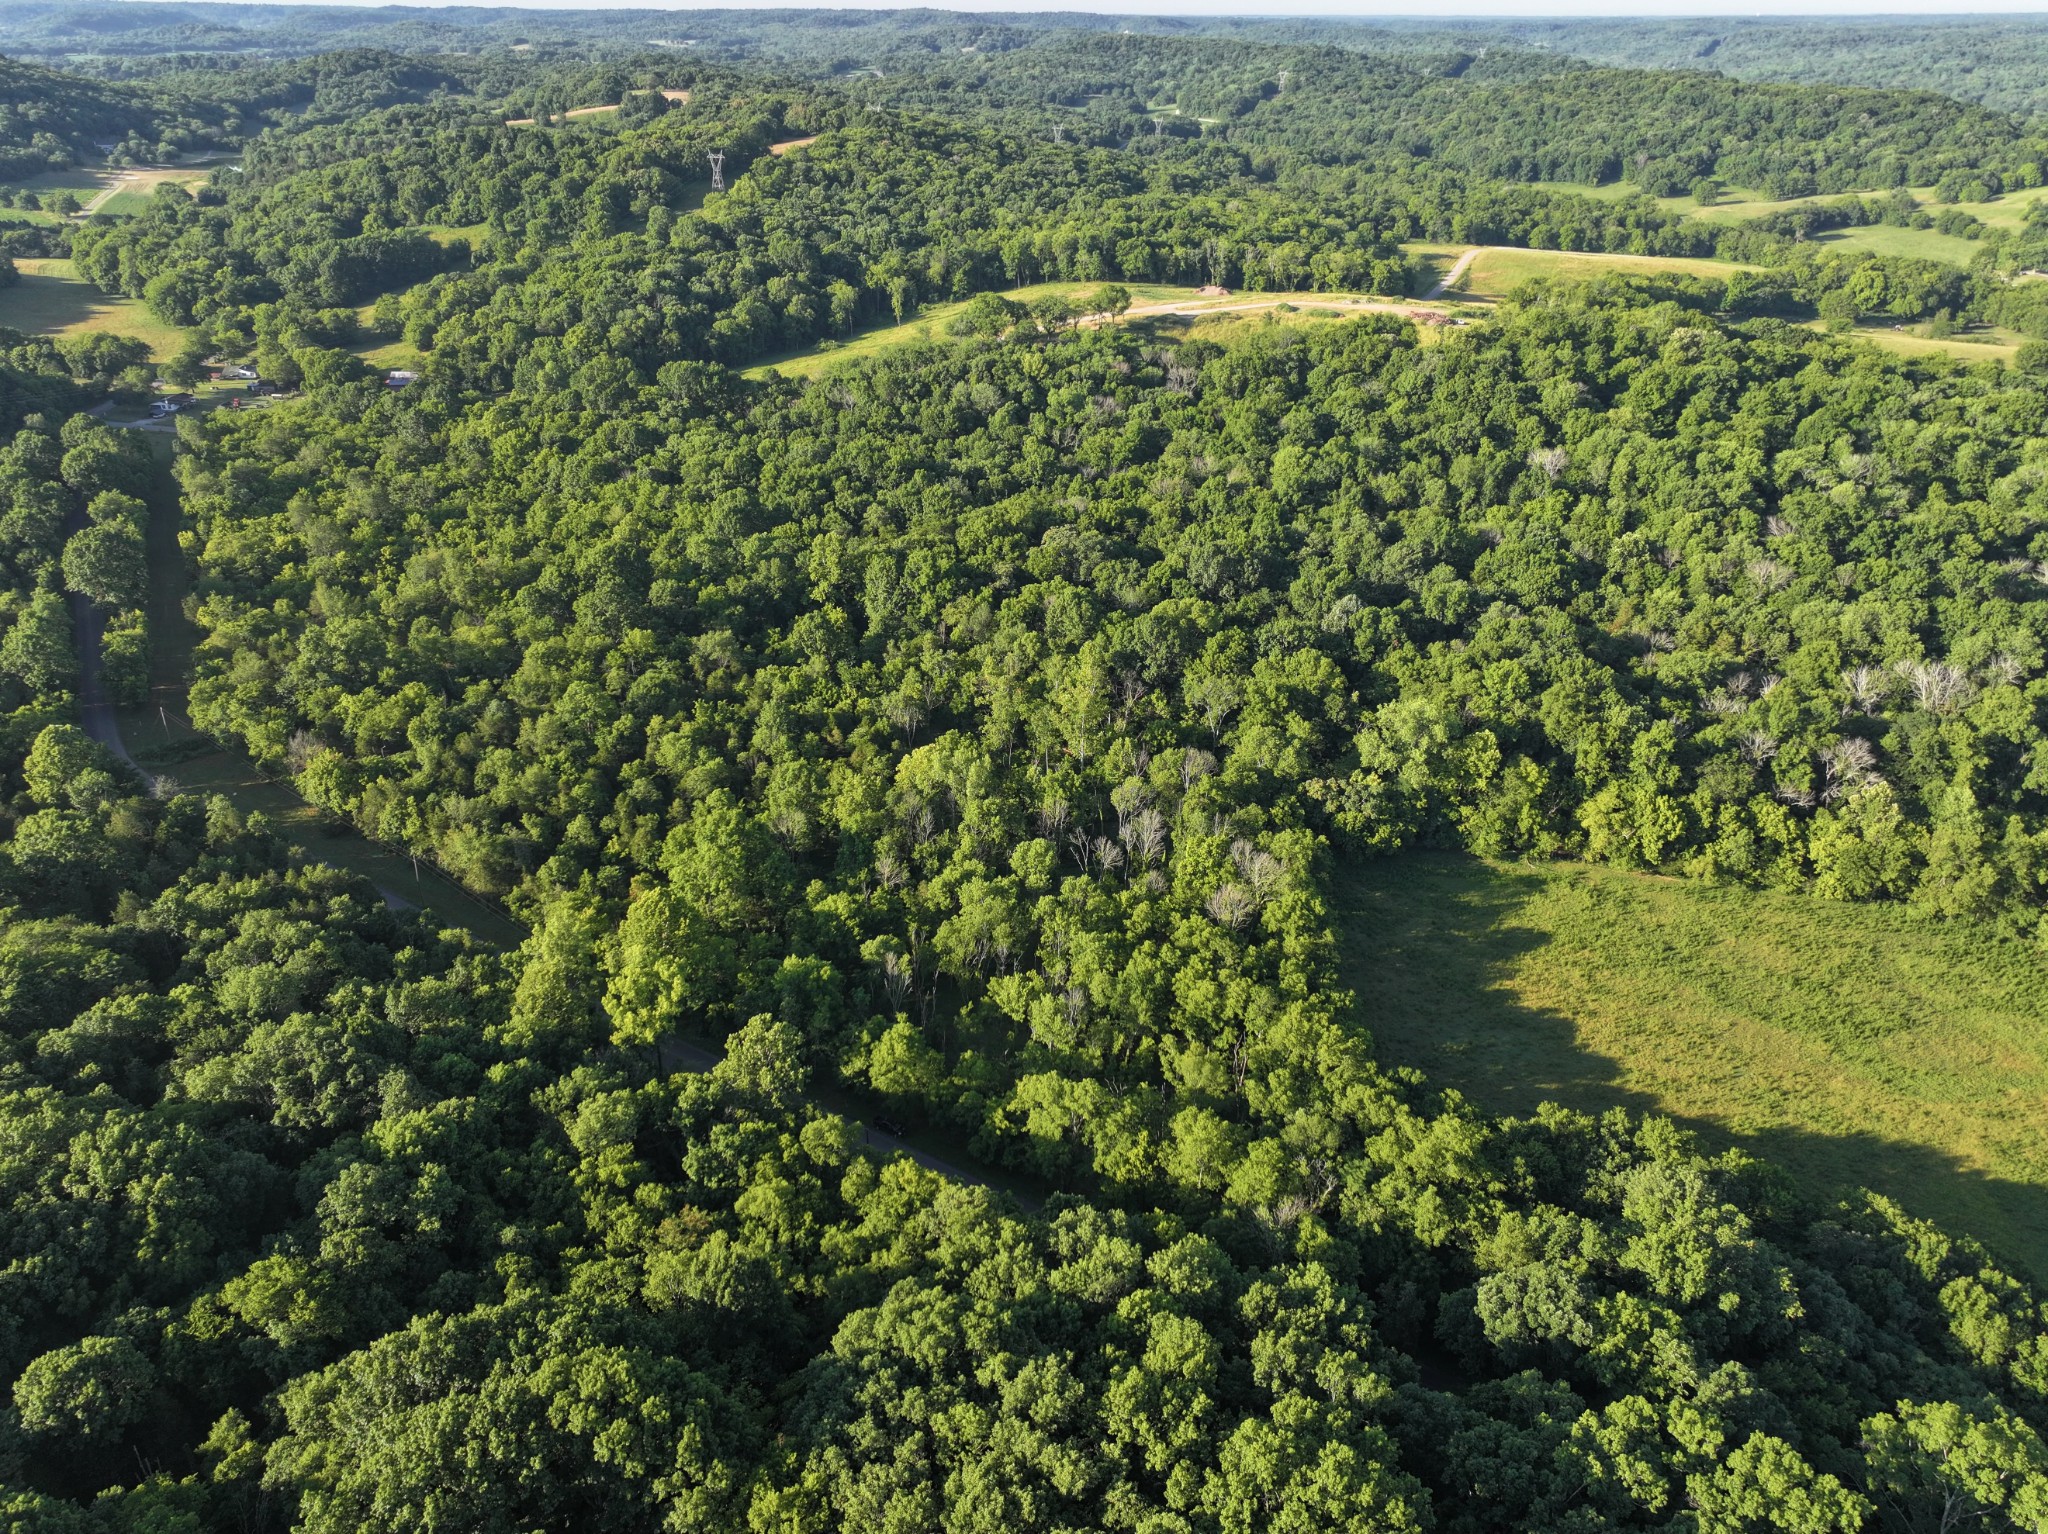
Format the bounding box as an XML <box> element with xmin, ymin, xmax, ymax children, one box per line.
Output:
<box><xmin>708</xmin><ymin>151</ymin><xmax>725</xmax><ymax>192</ymax></box>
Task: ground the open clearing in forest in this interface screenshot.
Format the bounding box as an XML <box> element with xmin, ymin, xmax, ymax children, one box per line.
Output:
<box><xmin>1439</xmin><ymin>245</ymin><xmax>1760</xmax><ymax>296</ymax></box>
<box><xmin>0</xmin><ymin>163</ymin><xmax>214</xmax><ymax>214</ymax></box>
<box><xmin>0</xmin><ymin>257</ymin><xmax>189</xmax><ymax>358</ymax></box>
<box><xmin>1824</xmin><ymin>320</ymin><xmax>2029</xmax><ymax>365</ymax></box>
<box><xmin>1812</xmin><ymin>222</ymin><xmax>1983</xmax><ymax>264</ymax></box>
<box><xmin>506</xmin><ymin>87</ymin><xmax>690</xmax><ymax>126</ymax></box>
<box><xmin>743</xmin><ymin>281</ymin><xmax>1457</xmax><ymax>380</ymax></box>
<box><xmin>81</xmin><ymin>165</ymin><xmax>212</xmax><ymax>214</ymax></box>
<box><xmin>1334</xmin><ymin>853</ymin><xmax>2048</xmax><ymax>1278</ymax></box>
<box><xmin>1529</xmin><ymin>178</ymin><xmax>2048</xmax><ymax>271</ymax></box>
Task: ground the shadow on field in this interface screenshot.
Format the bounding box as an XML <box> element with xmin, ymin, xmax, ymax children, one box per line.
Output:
<box><xmin>1330</xmin><ymin>852</ymin><xmax>2048</xmax><ymax>1281</ymax></box>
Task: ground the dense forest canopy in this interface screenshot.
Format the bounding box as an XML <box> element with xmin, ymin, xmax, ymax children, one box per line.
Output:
<box><xmin>16</xmin><ymin>0</ymin><xmax>2048</xmax><ymax>125</ymax></box>
<box><xmin>833</xmin><ymin>32</ymin><xmax>2048</xmax><ymax>198</ymax></box>
<box><xmin>1408</xmin><ymin>16</ymin><xmax>2048</xmax><ymax>120</ymax></box>
<box><xmin>2</xmin><ymin>8</ymin><xmax>2048</xmax><ymax>1533</ymax></box>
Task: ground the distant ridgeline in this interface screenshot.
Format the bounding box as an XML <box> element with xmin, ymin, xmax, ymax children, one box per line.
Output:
<box><xmin>1410</xmin><ymin>15</ymin><xmax>2048</xmax><ymax>119</ymax></box>
<box><xmin>54</xmin><ymin>68</ymin><xmax>2048</xmax><ymax>378</ymax></box>
<box><xmin>17</xmin><ymin>0</ymin><xmax>2048</xmax><ymax>121</ymax></box>
<box><xmin>836</xmin><ymin>31</ymin><xmax>2048</xmax><ymax>200</ymax></box>
<box><xmin>0</xmin><ymin>46</ymin><xmax>731</xmax><ymax>178</ymax></box>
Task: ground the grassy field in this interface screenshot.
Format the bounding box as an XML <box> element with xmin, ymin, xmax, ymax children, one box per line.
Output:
<box><xmin>1404</xmin><ymin>242</ymin><xmax>1469</xmax><ymax>291</ymax></box>
<box><xmin>1948</xmin><ymin>184</ymin><xmax>2048</xmax><ymax>235</ymax></box>
<box><xmin>1814</xmin><ymin>223</ymin><xmax>1984</xmax><ymax>264</ymax></box>
<box><xmin>0</xmin><ymin>258</ymin><xmax>189</xmax><ymax>358</ymax></box>
<box><xmin>1527</xmin><ymin>179</ymin><xmax>1785</xmax><ymax>216</ymax></box>
<box><xmin>1453</xmin><ymin>247</ymin><xmax>1755</xmax><ymax>297</ymax></box>
<box><xmin>1827</xmin><ymin>321</ymin><xmax>2029</xmax><ymax>366</ymax></box>
<box><xmin>1</xmin><ymin>164</ymin><xmax>214</xmax><ymax>215</ymax></box>
<box><xmin>741</xmin><ymin>282</ymin><xmax>1433</xmax><ymax>380</ymax></box>
<box><xmin>1333</xmin><ymin>854</ymin><xmax>2048</xmax><ymax>1278</ymax></box>
<box><xmin>95</xmin><ymin>189</ymin><xmax>163</xmax><ymax>217</ymax></box>
<box><xmin>352</xmin><ymin>336</ymin><xmax>425</xmax><ymax>370</ymax></box>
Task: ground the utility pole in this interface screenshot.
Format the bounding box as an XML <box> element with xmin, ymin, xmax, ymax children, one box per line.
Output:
<box><xmin>1276</xmin><ymin>68</ymin><xmax>1289</xmax><ymax>94</ymax></box>
<box><xmin>707</xmin><ymin>150</ymin><xmax>725</xmax><ymax>192</ymax></box>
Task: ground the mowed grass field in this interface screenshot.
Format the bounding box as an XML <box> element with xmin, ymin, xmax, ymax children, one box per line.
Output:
<box><xmin>1831</xmin><ymin>321</ymin><xmax>2030</xmax><ymax>365</ymax></box>
<box><xmin>1333</xmin><ymin>854</ymin><xmax>2048</xmax><ymax>1278</ymax></box>
<box><xmin>0</xmin><ymin>258</ymin><xmax>189</xmax><ymax>358</ymax></box>
<box><xmin>1813</xmin><ymin>223</ymin><xmax>1984</xmax><ymax>264</ymax></box>
<box><xmin>1456</xmin><ymin>246</ymin><xmax>1758</xmax><ymax>294</ymax></box>
<box><xmin>742</xmin><ymin>282</ymin><xmax>1439</xmax><ymax>380</ymax></box>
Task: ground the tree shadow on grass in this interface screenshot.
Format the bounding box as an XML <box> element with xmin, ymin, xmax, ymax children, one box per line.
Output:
<box><xmin>1329</xmin><ymin>851</ymin><xmax>2048</xmax><ymax>1283</ymax></box>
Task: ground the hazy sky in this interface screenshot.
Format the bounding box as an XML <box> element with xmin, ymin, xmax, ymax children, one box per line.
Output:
<box><xmin>188</xmin><ymin>0</ymin><xmax>2048</xmax><ymax>13</ymax></box>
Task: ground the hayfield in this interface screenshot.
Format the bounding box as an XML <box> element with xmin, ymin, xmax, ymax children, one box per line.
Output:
<box><xmin>1335</xmin><ymin>853</ymin><xmax>2048</xmax><ymax>1277</ymax></box>
<box><xmin>1455</xmin><ymin>246</ymin><xmax>1757</xmax><ymax>295</ymax></box>
<box><xmin>741</xmin><ymin>283</ymin><xmax>1444</xmax><ymax>381</ymax></box>
<box><xmin>0</xmin><ymin>256</ymin><xmax>188</xmax><ymax>358</ymax></box>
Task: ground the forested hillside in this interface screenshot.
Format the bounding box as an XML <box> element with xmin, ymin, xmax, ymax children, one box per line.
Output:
<box><xmin>1439</xmin><ymin>16</ymin><xmax>2048</xmax><ymax>119</ymax></box>
<box><xmin>20</xmin><ymin>1</ymin><xmax>2048</xmax><ymax>125</ymax></box>
<box><xmin>4</xmin><ymin>11</ymin><xmax>2048</xmax><ymax>1532</ymax></box>
<box><xmin>61</xmin><ymin>79</ymin><xmax>2032</xmax><ymax>387</ymax></box>
<box><xmin>844</xmin><ymin>33</ymin><xmax>2048</xmax><ymax>199</ymax></box>
<box><xmin>0</xmin><ymin>53</ymin><xmax>248</xmax><ymax>175</ymax></box>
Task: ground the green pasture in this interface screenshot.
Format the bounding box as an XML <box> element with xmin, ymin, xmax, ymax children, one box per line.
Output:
<box><xmin>1334</xmin><ymin>853</ymin><xmax>2048</xmax><ymax>1278</ymax></box>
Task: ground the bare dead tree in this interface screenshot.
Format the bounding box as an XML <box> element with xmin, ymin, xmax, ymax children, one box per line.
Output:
<box><xmin>1038</xmin><ymin>797</ymin><xmax>1071</xmax><ymax>840</ymax></box>
<box><xmin>884</xmin><ymin>694</ymin><xmax>926</xmax><ymax>743</ymax></box>
<box><xmin>1187</xmin><ymin>675</ymin><xmax>1241</xmax><ymax>743</ymax></box>
<box><xmin>1817</xmin><ymin>737</ymin><xmax>1881</xmax><ymax>803</ymax></box>
<box><xmin>1895</xmin><ymin>658</ymin><xmax>1974</xmax><ymax>715</ymax></box>
<box><xmin>1737</xmin><ymin>730</ymin><xmax>1780</xmax><ymax>766</ymax></box>
<box><xmin>1112</xmin><ymin>672</ymin><xmax>1149</xmax><ymax>729</ymax></box>
<box><xmin>875</xmin><ymin>948</ymin><xmax>913</xmax><ymax>1012</ymax></box>
<box><xmin>1206</xmin><ymin>882</ymin><xmax>1257</xmax><ymax>929</ymax></box>
<box><xmin>1123</xmin><ymin>806</ymin><xmax>1169</xmax><ymax>866</ymax></box>
<box><xmin>1841</xmin><ymin>664</ymin><xmax>1889</xmax><ymax>713</ymax></box>
<box><xmin>1231</xmin><ymin>838</ymin><xmax>1286</xmax><ymax>900</ymax></box>
<box><xmin>1110</xmin><ymin>777</ymin><xmax>1150</xmax><ymax>838</ymax></box>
